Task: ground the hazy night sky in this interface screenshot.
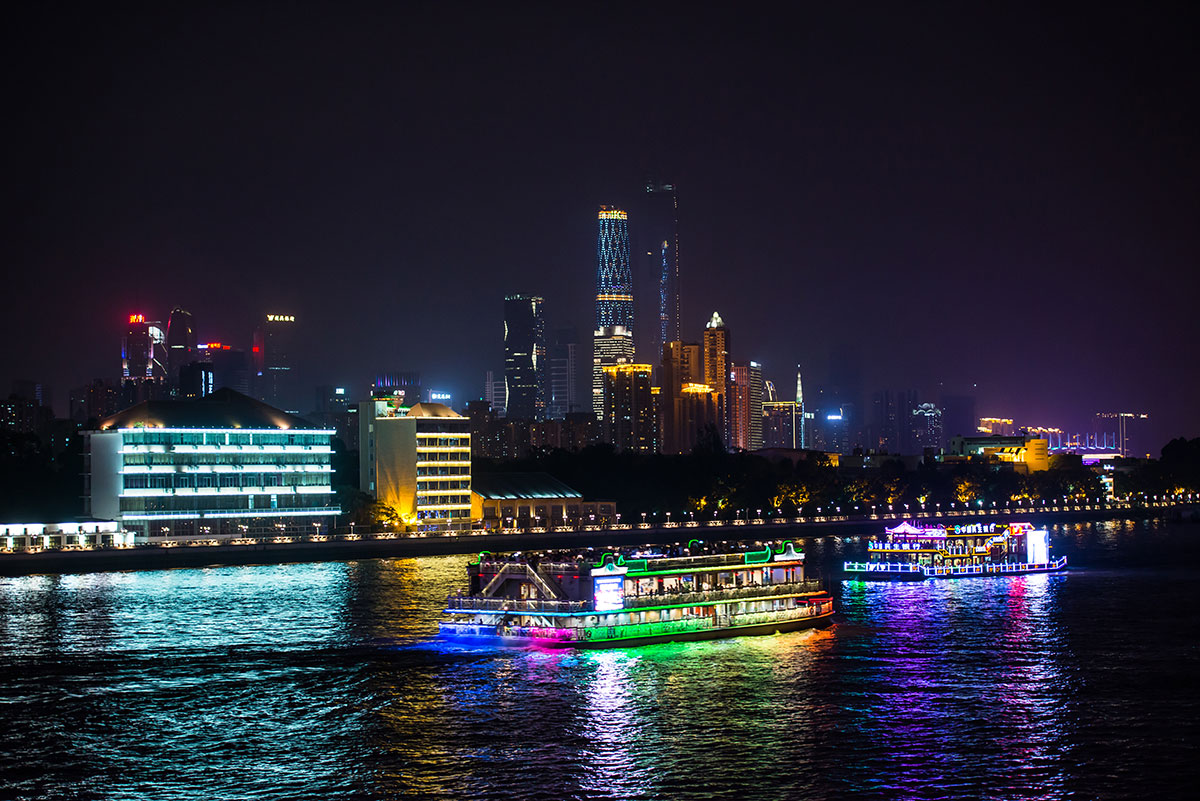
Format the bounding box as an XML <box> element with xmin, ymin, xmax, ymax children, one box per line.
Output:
<box><xmin>5</xmin><ymin>3</ymin><xmax>1198</xmax><ymax>451</ymax></box>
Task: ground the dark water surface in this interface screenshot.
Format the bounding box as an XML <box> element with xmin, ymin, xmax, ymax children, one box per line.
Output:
<box><xmin>2</xmin><ymin>519</ymin><xmax>1199</xmax><ymax>800</ymax></box>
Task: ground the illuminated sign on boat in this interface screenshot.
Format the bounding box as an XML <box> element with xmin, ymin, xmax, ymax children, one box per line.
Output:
<box><xmin>593</xmin><ymin>575</ymin><xmax>624</xmax><ymax>613</ymax></box>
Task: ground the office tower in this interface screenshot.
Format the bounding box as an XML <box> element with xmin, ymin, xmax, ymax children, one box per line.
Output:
<box><xmin>359</xmin><ymin>398</ymin><xmax>472</xmax><ymax>532</ymax></box>
<box><xmin>869</xmin><ymin>390</ymin><xmax>900</xmax><ymax>453</ymax></box>
<box><xmin>592</xmin><ymin>326</ymin><xmax>635</xmax><ymax>420</ymax></box>
<box><xmin>593</xmin><ymin>206</ymin><xmax>635</xmax><ymax>421</ymax></box>
<box><xmin>253</xmin><ymin>313</ymin><xmax>297</xmax><ymax>411</ymax></box>
<box><xmin>601</xmin><ymin>364</ymin><xmax>658</xmax><ymax>452</ymax></box>
<box><xmin>194</xmin><ymin>342</ymin><xmax>251</xmax><ymax>395</ymax></box>
<box><xmin>795</xmin><ymin>366</ymin><xmax>806</xmax><ymax>448</ymax></box>
<box><xmin>762</xmin><ymin>401</ymin><xmax>798</xmax><ymax>449</ymax></box>
<box><xmin>483</xmin><ymin>370</ymin><xmax>507</xmax><ymax>417</ymax></box>
<box><xmin>547</xmin><ymin>327</ymin><xmax>579</xmax><ymax>420</ymax></box>
<box><xmin>166</xmin><ymin>308</ymin><xmax>196</xmax><ymax>395</ymax></box>
<box><xmin>121</xmin><ymin>313</ymin><xmax>167</xmax><ymax>406</ymax></box>
<box><xmin>702</xmin><ymin>312</ymin><xmax>730</xmax><ymax>443</ymax></box>
<box><xmin>911</xmin><ymin>402</ymin><xmax>944</xmax><ymax>454</ymax></box>
<box><xmin>503</xmin><ymin>294</ymin><xmax>546</xmax><ymax>420</ymax></box>
<box><xmin>87</xmin><ymin>389</ymin><xmax>338</xmax><ymax>541</ymax></box>
<box><xmin>729</xmin><ymin>362</ymin><xmax>764</xmax><ymax>451</ymax></box>
<box><xmin>596</xmin><ymin>206</ymin><xmax>634</xmax><ymax>331</ymax></box>
<box><xmin>642</xmin><ymin>181</ymin><xmax>679</xmax><ymax>368</ymax></box>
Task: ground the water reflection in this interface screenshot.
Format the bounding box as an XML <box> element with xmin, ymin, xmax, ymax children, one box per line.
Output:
<box><xmin>2</xmin><ymin>522</ymin><xmax>1198</xmax><ymax>800</ymax></box>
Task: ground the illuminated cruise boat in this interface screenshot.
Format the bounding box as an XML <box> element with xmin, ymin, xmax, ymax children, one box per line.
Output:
<box><xmin>440</xmin><ymin>542</ymin><xmax>834</xmax><ymax>648</ymax></box>
<box><xmin>843</xmin><ymin>521</ymin><xmax>1067</xmax><ymax>579</ymax></box>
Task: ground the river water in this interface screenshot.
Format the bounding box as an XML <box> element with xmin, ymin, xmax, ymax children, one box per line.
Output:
<box><xmin>1</xmin><ymin>518</ymin><xmax>1198</xmax><ymax>800</ymax></box>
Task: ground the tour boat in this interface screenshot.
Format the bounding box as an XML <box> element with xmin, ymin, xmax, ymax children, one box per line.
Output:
<box><xmin>843</xmin><ymin>520</ymin><xmax>1067</xmax><ymax>579</ymax></box>
<box><xmin>440</xmin><ymin>542</ymin><xmax>834</xmax><ymax>648</ymax></box>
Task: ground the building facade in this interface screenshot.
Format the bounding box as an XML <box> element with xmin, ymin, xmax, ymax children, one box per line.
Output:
<box><xmin>592</xmin><ymin>325</ymin><xmax>635</xmax><ymax>421</ymax></box>
<box><xmin>85</xmin><ymin>389</ymin><xmax>338</xmax><ymax>541</ymax></box>
<box><xmin>503</xmin><ymin>294</ymin><xmax>546</xmax><ymax>420</ymax></box>
<box><xmin>729</xmin><ymin>361</ymin><xmax>764</xmax><ymax>451</ymax></box>
<box><xmin>601</xmin><ymin>363</ymin><xmax>658</xmax><ymax>453</ymax></box>
<box><xmin>360</xmin><ymin>400</ymin><xmax>472</xmax><ymax>532</ymax></box>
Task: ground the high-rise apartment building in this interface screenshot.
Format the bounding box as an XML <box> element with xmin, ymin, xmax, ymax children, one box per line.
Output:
<box><xmin>547</xmin><ymin>327</ymin><xmax>579</xmax><ymax>420</ymax></box>
<box><xmin>503</xmin><ymin>294</ymin><xmax>546</xmax><ymax>420</ymax></box>
<box><xmin>483</xmin><ymin>370</ymin><xmax>507</xmax><ymax>418</ymax></box>
<box><xmin>601</xmin><ymin>364</ymin><xmax>658</xmax><ymax>453</ymax></box>
<box><xmin>702</xmin><ymin>312</ymin><xmax>730</xmax><ymax>443</ymax></box>
<box><xmin>763</xmin><ymin>401</ymin><xmax>798</xmax><ymax>449</ymax></box>
<box><xmin>592</xmin><ymin>326</ymin><xmax>634</xmax><ymax>420</ymax></box>
<box><xmin>642</xmin><ymin>181</ymin><xmax>679</xmax><ymax>368</ymax></box>
<box><xmin>729</xmin><ymin>361</ymin><xmax>764</xmax><ymax>451</ymax></box>
<box><xmin>166</xmin><ymin>308</ymin><xmax>196</xmax><ymax>396</ymax></box>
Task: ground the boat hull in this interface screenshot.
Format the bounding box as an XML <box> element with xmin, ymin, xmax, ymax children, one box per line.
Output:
<box><xmin>843</xmin><ymin>558</ymin><xmax>1068</xmax><ymax>581</ymax></box>
<box><xmin>440</xmin><ymin>609</ymin><xmax>835</xmax><ymax>649</ymax></box>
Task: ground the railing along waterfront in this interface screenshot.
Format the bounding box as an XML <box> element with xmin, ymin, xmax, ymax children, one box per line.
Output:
<box><xmin>623</xmin><ymin>579</ymin><xmax>824</xmax><ymax>608</ymax></box>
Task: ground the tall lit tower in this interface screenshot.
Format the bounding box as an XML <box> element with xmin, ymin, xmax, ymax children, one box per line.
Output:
<box><xmin>796</xmin><ymin>365</ymin><xmax>806</xmax><ymax>449</ymax></box>
<box><xmin>595</xmin><ymin>206</ymin><xmax>633</xmax><ymax>330</ymax></box>
<box><xmin>643</xmin><ymin>181</ymin><xmax>679</xmax><ymax>368</ymax></box>
<box><xmin>503</xmin><ymin>294</ymin><xmax>546</xmax><ymax>420</ymax></box>
<box><xmin>593</xmin><ymin>206</ymin><xmax>635</xmax><ymax>420</ymax></box>
<box><xmin>702</xmin><ymin>312</ymin><xmax>730</xmax><ymax>443</ymax></box>
<box><xmin>121</xmin><ymin>313</ymin><xmax>167</xmax><ymax>405</ymax></box>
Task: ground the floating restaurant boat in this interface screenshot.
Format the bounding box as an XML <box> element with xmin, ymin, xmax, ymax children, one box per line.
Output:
<box><xmin>843</xmin><ymin>521</ymin><xmax>1067</xmax><ymax>579</ymax></box>
<box><xmin>439</xmin><ymin>542</ymin><xmax>835</xmax><ymax>648</ymax></box>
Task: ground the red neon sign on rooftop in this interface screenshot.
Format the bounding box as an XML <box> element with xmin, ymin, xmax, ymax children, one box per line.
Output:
<box><xmin>129</xmin><ymin>314</ymin><xmax>145</xmax><ymax>324</ymax></box>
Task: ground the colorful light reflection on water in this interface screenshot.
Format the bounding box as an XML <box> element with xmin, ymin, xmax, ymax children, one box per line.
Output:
<box><xmin>1</xmin><ymin>519</ymin><xmax>1198</xmax><ymax>800</ymax></box>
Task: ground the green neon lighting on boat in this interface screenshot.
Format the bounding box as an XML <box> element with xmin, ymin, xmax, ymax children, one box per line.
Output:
<box><xmin>627</xmin><ymin>559</ymin><xmax>803</xmax><ymax>578</ymax></box>
<box><xmin>744</xmin><ymin>545</ymin><xmax>773</xmax><ymax>564</ymax></box>
<box><xmin>688</xmin><ymin>539</ymin><xmax>702</xmax><ymax>548</ymax></box>
<box><xmin>592</xmin><ymin>552</ymin><xmax>618</xmax><ymax>568</ymax></box>
<box><xmin>468</xmin><ymin>551</ymin><xmax>494</xmax><ymax>566</ymax></box>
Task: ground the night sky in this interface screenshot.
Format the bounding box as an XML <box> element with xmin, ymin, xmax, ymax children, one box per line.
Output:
<box><xmin>5</xmin><ymin>3</ymin><xmax>1198</xmax><ymax>450</ymax></box>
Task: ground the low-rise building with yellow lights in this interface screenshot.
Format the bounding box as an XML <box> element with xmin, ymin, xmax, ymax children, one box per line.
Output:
<box><xmin>360</xmin><ymin>399</ymin><xmax>472</xmax><ymax>532</ymax></box>
<box><xmin>947</xmin><ymin>435</ymin><xmax>1050</xmax><ymax>473</ymax></box>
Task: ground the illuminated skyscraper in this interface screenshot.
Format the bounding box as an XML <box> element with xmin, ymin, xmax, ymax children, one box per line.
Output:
<box><xmin>595</xmin><ymin>206</ymin><xmax>633</xmax><ymax>331</ymax></box>
<box><xmin>592</xmin><ymin>326</ymin><xmax>634</xmax><ymax>420</ymax></box>
<box><xmin>503</xmin><ymin>294</ymin><xmax>546</xmax><ymax>420</ymax></box>
<box><xmin>702</xmin><ymin>312</ymin><xmax>730</xmax><ymax>443</ymax></box>
<box><xmin>593</xmin><ymin>206</ymin><xmax>635</xmax><ymax>420</ymax></box>
<box><xmin>121</xmin><ymin>313</ymin><xmax>167</xmax><ymax>405</ymax></box>
<box><xmin>642</xmin><ymin>181</ymin><xmax>679</xmax><ymax>368</ymax></box>
<box><xmin>795</xmin><ymin>366</ymin><xmax>807</xmax><ymax>448</ymax></box>
<box><xmin>601</xmin><ymin>363</ymin><xmax>658</xmax><ymax>453</ymax></box>
<box><xmin>729</xmin><ymin>361</ymin><xmax>764</xmax><ymax>451</ymax></box>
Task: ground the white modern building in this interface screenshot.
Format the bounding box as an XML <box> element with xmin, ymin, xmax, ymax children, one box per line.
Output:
<box><xmin>85</xmin><ymin>388</ymin><xmax>339</xmax><ymax>541</ymax></box>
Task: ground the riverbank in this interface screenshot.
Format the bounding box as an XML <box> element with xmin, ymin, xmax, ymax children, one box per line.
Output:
<box><xmin>2</xmin><ymin>503</ymin><xmax>1195</xmax><ymax>576</ymax></box>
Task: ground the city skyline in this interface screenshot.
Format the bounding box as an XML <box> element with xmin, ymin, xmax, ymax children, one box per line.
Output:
<box><xmin>3</xmin><ymin>4</ymin><xmax>1197</xmax><ymax>451</ymax></box>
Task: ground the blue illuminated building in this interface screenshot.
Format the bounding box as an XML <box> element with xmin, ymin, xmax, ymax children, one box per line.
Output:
<box><xmin>595</xmin><ymin>206</ymin><xmax>633</xmax><ymax>330</ymax></box>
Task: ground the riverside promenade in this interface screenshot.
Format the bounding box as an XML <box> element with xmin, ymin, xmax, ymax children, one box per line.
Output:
<box><xmin>1</xmin><ymin>500</ymin><xmax>1196</xmax><ymax>577</ymax></box>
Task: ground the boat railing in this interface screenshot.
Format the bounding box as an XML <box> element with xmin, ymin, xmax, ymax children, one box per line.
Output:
<box><xmin>623</xmin><ymin>580</ymin><xmax>823</xmax><ymax>608</ymax></box>
<box><xmin>444</xmin><ymin>595</ymin><xmax>592</xmax><ymax>614</ymax></box>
